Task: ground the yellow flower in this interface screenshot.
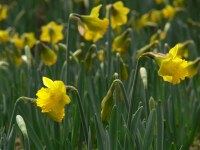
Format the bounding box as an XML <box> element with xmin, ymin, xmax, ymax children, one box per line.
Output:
<box><xmin>106</xmin><ymin>1</ymin><xmax>130</xmax><ymax>29</ymax></box>
<box><xmin>0</xmin><ymin>5</ymin><xmax>8</xmax><ymax>21</ymax></box>
<box><xmin>112</xmin><ymin>28</ymin><xmax>131</xmax><ymax>56</ymax></box>
<box><xmin>40</xmin><ymin>21</ymin><xmax>64</xmax><ymax>44</ymax></box>
<box><xmin>133</xmin><ymin>13</ymin><xmax>149</xmax><ymax>30</ymax></box>
<box><xmin>40</xmin><ymin>46</ymin><xmax>57</xmax><ymax>66</ymax></box>
<box><xmin>186</xmin><ymin>57</ymin><xmax>200</xmax><ymax>77</ymax></box>
<box><xmin>149</xmin><ymin>10</ymin><xmax>162</xmax><ymax>23</ymax></box>
<box><xmin>0</xmin><ymin>29</ymin><xmax>10</xmax><ymax>43</ymax></box>
<box><xmin>162</xmin><ymin>5</ymin><xmax>176</xmax><ymax>19</ymax></box>
<box><xmin>21</xmin><ymin>32</ymin><xmax>37</xmax><ymax>48</ymax></box>
<box><xmin>157</xmin><ymin>55</ymin><xmax>188</xmax><ymax>84</ymax></box>
<box><xmin>168</xmin><ymin>40</ymin><xmax>193</xmax><ymax>59</ymax></box>
<box><xmin>143</xmin><ymin>49</ymin><xmax>189</xmax><ymax>84</ymax></box>
<box><xmin>77</xmin><ymin>4</ymin><xmax>108</xmax><ymax>42</ymax></box>
<box><xmin>12</xmin><ymin>33</ymin><xmax>24</xmax><ymax>49</ymax></box>
<box><xmin>36</xmin><ymin>77</ymin><xmax>71</xmax><ymax>122</ymax></box>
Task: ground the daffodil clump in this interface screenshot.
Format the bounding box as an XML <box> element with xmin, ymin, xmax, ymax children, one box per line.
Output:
<box><xmin>76</xmin><ymin>4</ymin><xmax>109</xmax><ymax>42</ymax></box>
<box><xmin>40</xmin><ymin>21</ymin><xmax>64</xmax><ymax>44</ymax></box>
<box><xmin>36</xmin><ymin>77</ymin><xmax>71</xmax><ymax>122</ymax></box>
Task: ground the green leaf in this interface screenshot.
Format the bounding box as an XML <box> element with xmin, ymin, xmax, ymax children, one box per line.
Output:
<box><xmin>109</xmin><ymin>105</ymin><xmax>118</xmax><ymax>150</ymax></box>
<box><xmin>142</xmin><ymin>110</ymin><xmax>156</xmax><ymax>150</ymax></box>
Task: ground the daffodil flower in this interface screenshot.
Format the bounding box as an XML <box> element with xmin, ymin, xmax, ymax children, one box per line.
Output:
<box><xmin>0</xmin><ymin>29</ymin><xmax>10</xmax><ymax>43</ymax></box>
<box><xmin>21</xmin><ymin>33</ymin><xmax>37</xmax><ymax>49</ymax></box>
<box><xmin>40</xmin><ymin>21</ymin><xmax>64</xmax><ymax>44</ymax></box>
<box><xmin>106</xmin><ymin>1</ymin><xmax>130</xmax><ymax>29</ymax></box>
<box><xmin>162</xmin><ymin>5</ymin><xmax>176</xmax><ymax>20</ymax></box>
<box><xmin>40</xmin><ymin>45</ymin><xmax>57</xmax><ymax>66</ymax></box>
<box><xmin>143</xmin><ymin>46</ymin><xmax>189</xmax><ymax>84</ymax></box>
<box><xmin>0</xmin><ymin>4</ymin><xmax>8</xmax><ymax>21</ymax></box>
<box><xmin>76</xmin><ymin>4</ymin><xmax>108</xmax><ymax>42</ymax></box>
<box><xmin>112</xmin><ymin>28</ymin><xmax>131</xmax><ymax>56</ymax></box>
<box><xmin>36</xmin><ymin>77</ymin><xmax>71</xmax><ymax>122</ymax></box>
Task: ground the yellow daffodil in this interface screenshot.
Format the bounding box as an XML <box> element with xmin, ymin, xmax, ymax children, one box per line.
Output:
<box><xmin>40</xmin><ymin>46</ymin><xmax>57</xmax><ymax>66</ymax></box>
<box><xmin>112</xmin><ymin>28</ymin><xmax>131</xmax><ymax>56</ymax></box>
<box><xmin>12</xmin><ymin>33</ymin><xmax>24</xmax><ymax>49</ymax></box>
<box><xmin>133</xmin><ymin>13</ymin><xmax>149</xmax><ymax>30</ymax></box>
<box><xmin>168</xmin><ymin>40</ymin><xmax>193</xmax><ymax>59</ymax></box>
<box><xmin>40</xmin><ymin>21</ymin><xmax>64</xmax><ymax>44</ymax></box>
<box><xmin>157</xmin><ymin>55</ymin><xmax>188</xmax><ymax>84</ymax></box>
<box><xmin>0</xmin><ymin>29</ymin><xmax>10</xmax><ymax>43</ymax></box>
<box><xmin>36</xmin><ymin>77</ymin><xmax>71</xmax><ymax>122</ymax></box>
<box><xmin>106</xmin><ymin>1</ymin><xmax>130</xmax><ymax>29</ymax></box>
<box><xmin>21</xmin><ymin>33</ymin><xmax>37</xmax><ymax>48</ymax></box>
<box><xmin>149</xmin><ymin>10</ymin><xmax>162</xmax><ymax>23</ymax></box>
<box><xmin>0</xmin><ymin>5</ymin><xmax>8</xmax><ymax>21</ymax></box>
<box><xmin>143</xmin><ymin>46</ymin><xmax>189</xmax><ymax>84</ymax></box>
<box><xmin>76</xmin><ymin>4</ymin><xmax>108</xmax><ymax>42</ymax></box>
<box><xmin>162</xmin><ymin>5</ymin><xmax>176</xmax><ymax>20</ymax></box>
<box><xmin>186</xmin><ymin>57</ymin><xmax>200</xmax><ymax>77</ymax></box>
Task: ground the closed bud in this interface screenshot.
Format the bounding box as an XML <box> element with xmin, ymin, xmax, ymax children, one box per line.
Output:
<box><xmin>140</xmin><ymin>67</ymin><xmax>148</xmax><ymax>89</ymax></box>
<box><xmin>16</xmin><ymin>115</ymin><xmax>28</xmax><ymax>139</ymax></box>
<box><xmin>149</xmin><ymin>96</ymin><xmax>156</xmax><ymax>111</ymax></box>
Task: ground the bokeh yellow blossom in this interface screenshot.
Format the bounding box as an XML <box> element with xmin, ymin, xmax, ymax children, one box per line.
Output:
<box><xmin>40</xmin><ymin>47</ymin><xmax>57</xmax><ymax>66</ymax></box>
<box><xmin>0</xmin><ymin>5</ymin><xmax>8</xmax><ymax>21</ymax></box>
<box><xmin>162</xmin><ymin>5</ymin><xmax>176</xmax><ymax>20</ymax></box>
<box><xmin>106</xmin><ymin>1</ymin><xmax>130</xmax><ymax>29</ymax></box>
<box><xmin>21</xmin><ymin>33</ymin><xmax>37</xmax><ymax>48</ymax></box>
<box><xmin>112</xmin><ymin>28</ymin><xmax>131</xmax><ymax>56</ymax></box>
<box><xmin>40</xmin><ymin>21</ymin><xmax>64</xmax><ymax>44</ymax></box>
<box><xmin>0</xmin><ymin>29</ymin><xmax>10</xmax><ymax>43</ymax></box>
<box><xmin>77</xmin><ymin>4</ymin><xmax>108</xmax><ymax>42</ymax></box>
<box><xmin>12</xmin><ymin>33</ymin><xmax>24</xmax><ymax>49</ymax></box>
<box><xmin>36</xmin><ymin>77</ymin><xmax>71</xmax><ymax>122</ymax></box>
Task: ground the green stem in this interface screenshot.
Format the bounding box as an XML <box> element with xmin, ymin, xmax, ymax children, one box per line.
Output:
<box><xmin>124</xmin><ymin>58</ymin><xmax>141</xmax><ymax>150</ymax></box>
<box><xmin>127</xmin><ymin>58</ymin><xmax>141</xmax><ymax>127</ymax></box>
<box><xmin>65</xmin><ymin>14</ymin><xmax>73</xmax><ymax>83</ymax></box>
<box><xmin>66</xmin><ymin>86</ymin><xmax>88</xmax><ymax>146</ymax></box>
<box><xmin>7</xmin><ymin>97</ymin><xmax>36</xmax><ymax>139</ymax></box>
<box><xmin>107</xmin><ymin>6</ymin><xmax>112</xmax><ymax>78</ymax></box>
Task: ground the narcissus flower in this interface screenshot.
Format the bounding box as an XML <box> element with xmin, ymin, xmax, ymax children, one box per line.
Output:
<box><xmin>76</xmin><ymin>4</ymin><xmax>108</xmax><ymax>42</ymax></box>
<box><xmin>0</xmin><ymin>29</ymin><xmax>10</xmax><ymax>43</ymax></box>
<box><xmin>40</xmin><ymin>21</ymin><xmax>64</xmax><ymax>44</ymax></box>
<box><xmin>162</xmin><ymin>5</ymin><xmax>176</xmax><ymax>20</ymax></box>
<box><xmin>112</xmin><ymin>28</ymin><xmax>131</xmax><ymax>56</ymax></box>
<box><xmin>106</xmin><ymin>1</ymin><xmax>130</xmax><ymax>29</ymax></box>
<box><xmin>12</xmin><ymin>33</ymin><xmax>24</xmax><ymax>49</ymax></box>
<box><xmin>0</xmin><ymin>5</ymin><xmax>8</xmax><ymax>21</ymax></box>
<box><xmin>40</xmin><ymin>46</ymin><xmax>57</xmax><ymax>66</ymax></box>
<box><xmin>36</xmin><ymin>77</ymin><xmax>71</xmax><ymax>122</ymax></box>
<box><xmin>168</xmin><ymin>40</ymin><xmax>193</xmax><ymax>59</ymax></box>
<box><xmin>11</xmin><ymin>32</ymin><xmax>37</xmax><ymax>49</ymax></box>
<box><xmin>21</xmin><ymin>33</ymin><xmax>37</xmax><ymax>48</ymax></box>
<box><xmin>143</xmin><ymin>46</ymin><xmax>189</xmax><ymax>84</ymax></box>
<box><xmin>157</xmin><ymin>55</ymin><xmax>189</xmax><ymax>84</ymax></box>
